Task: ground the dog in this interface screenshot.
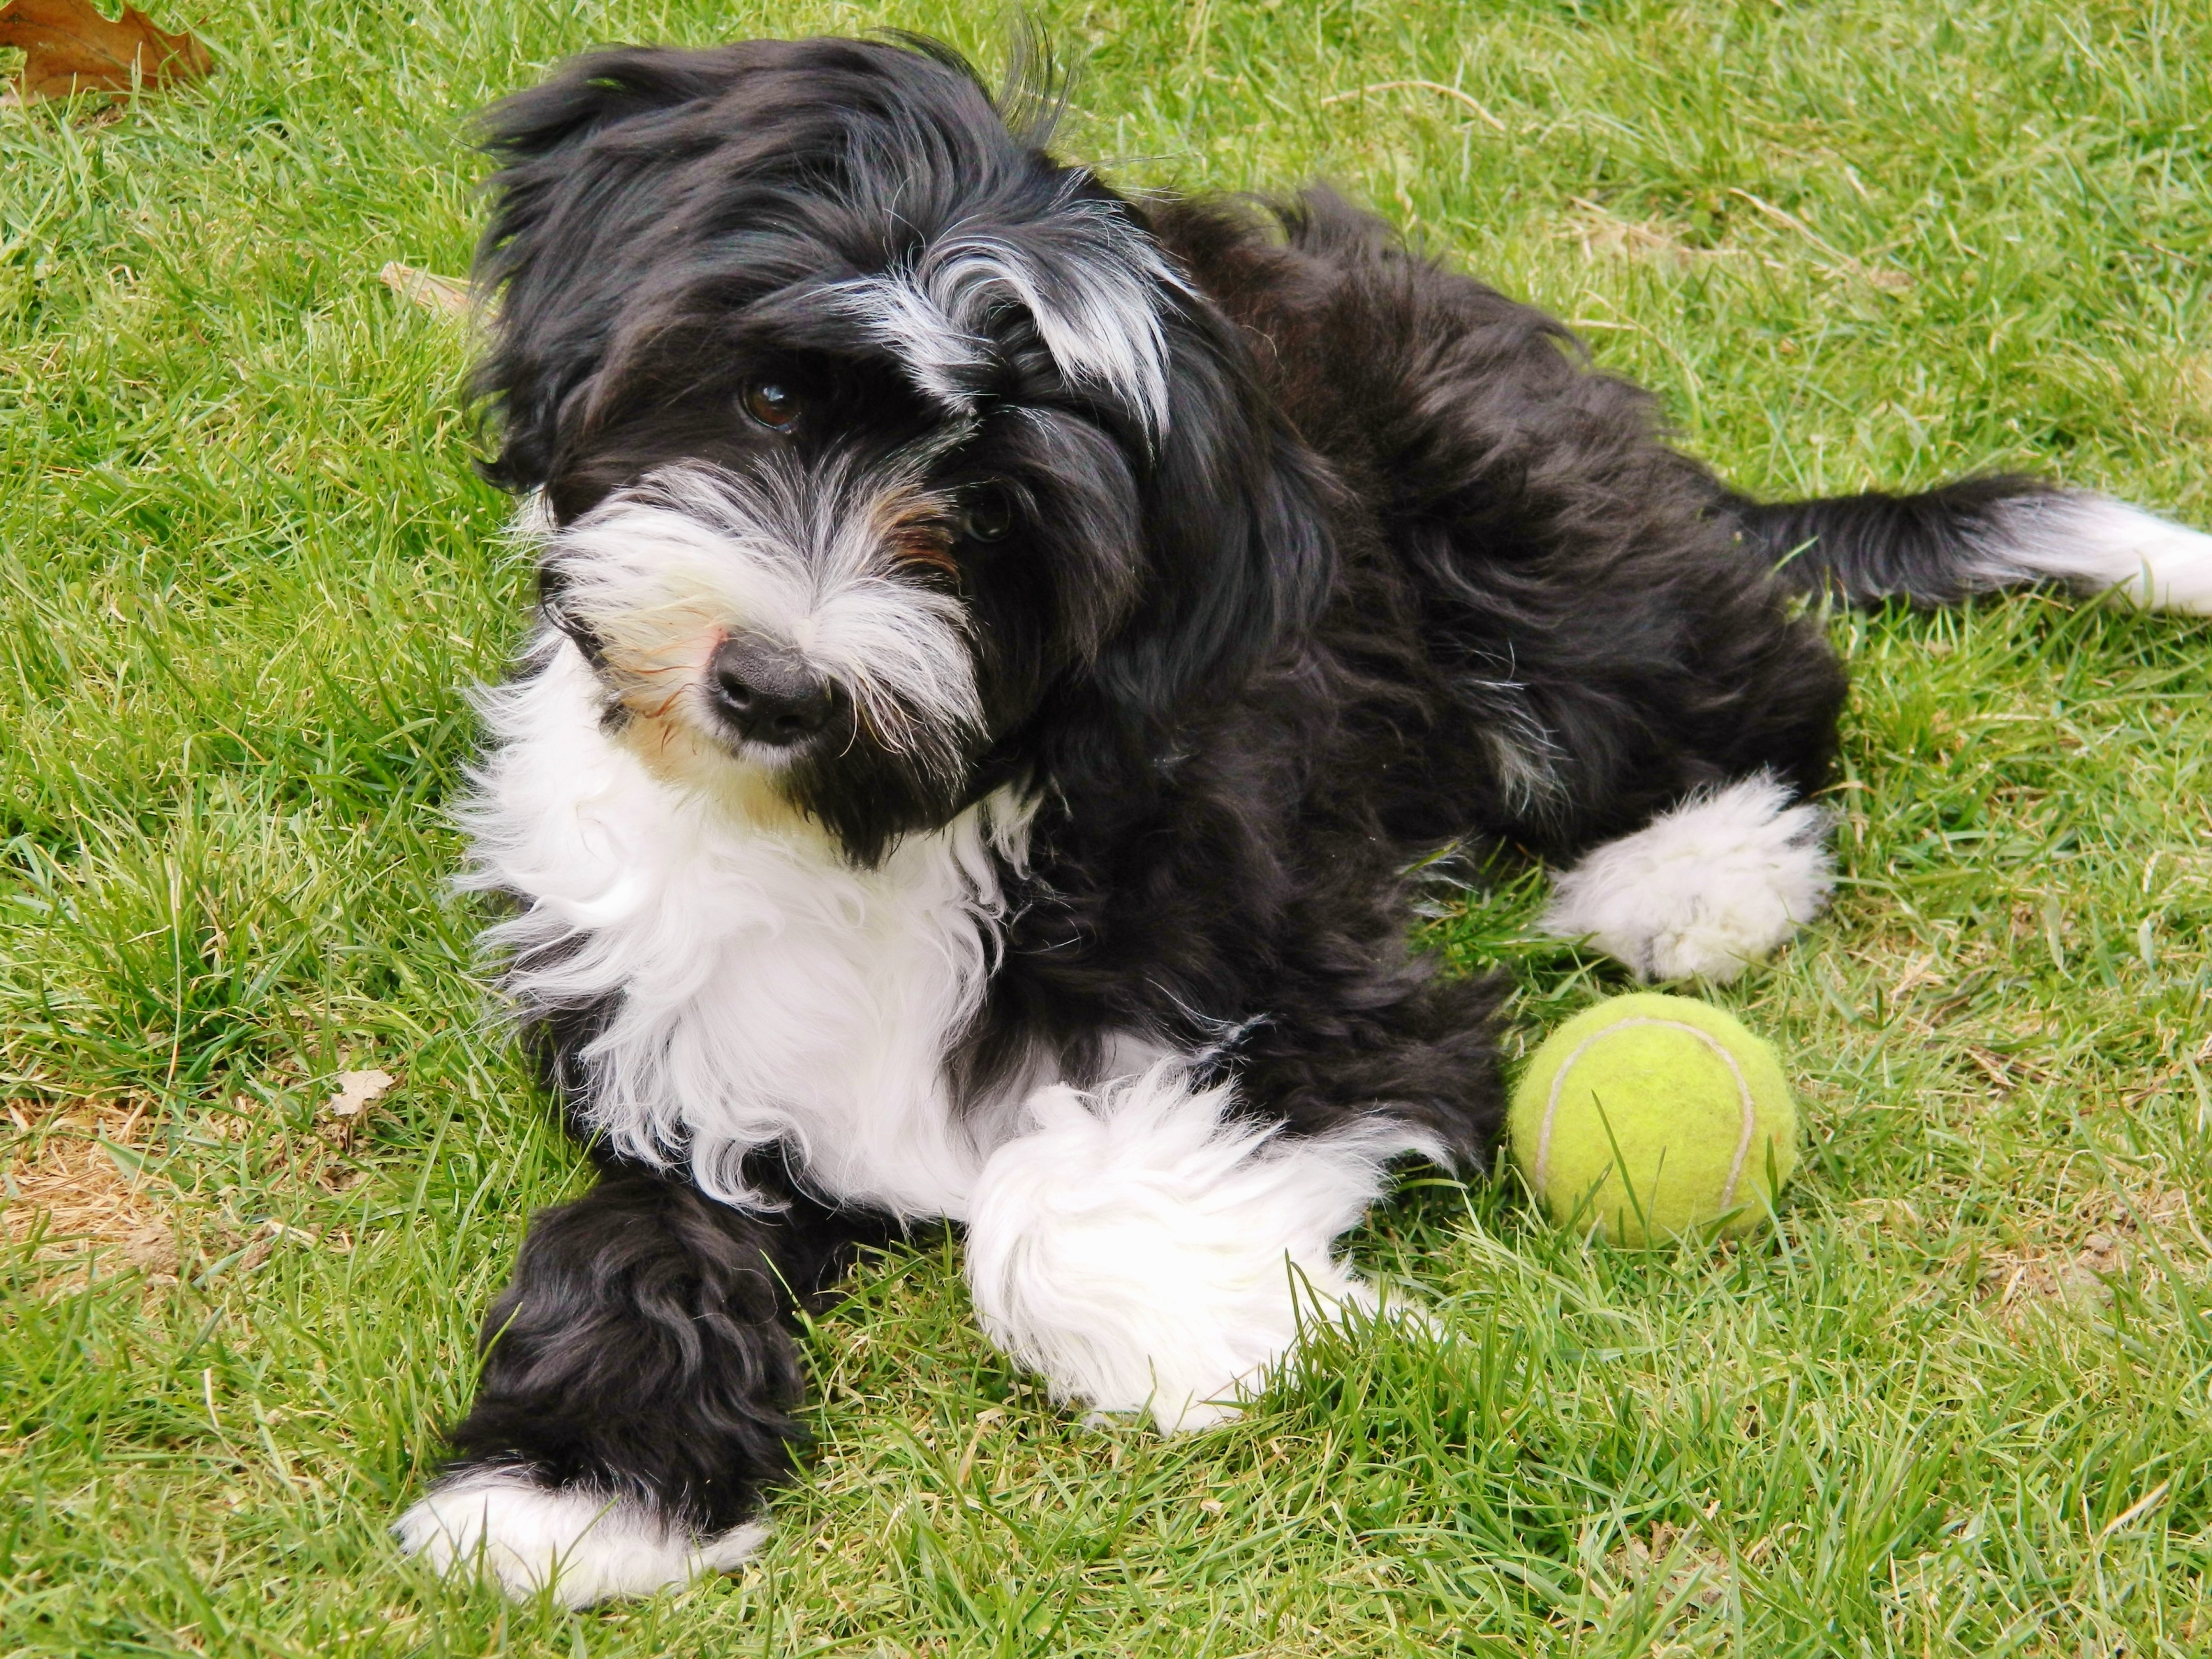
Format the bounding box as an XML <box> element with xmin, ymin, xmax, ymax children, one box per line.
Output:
<box><xmin>392</xmin><ymin>34</ymin><xmax>2212</xmax><ymax>1605</ymax></box>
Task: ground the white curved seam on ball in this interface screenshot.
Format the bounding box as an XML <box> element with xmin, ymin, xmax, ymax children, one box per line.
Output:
<box><xmin>1538</xmin><ymin>1017</ymin><xmax>1758</xmax><ymax>1216</ymax></box>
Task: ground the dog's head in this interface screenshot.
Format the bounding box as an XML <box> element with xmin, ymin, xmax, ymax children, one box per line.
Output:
<box><xmin>472</xmin><ymin>36</ymin><xmax>1332</xmax><ymax>861</ymax></box>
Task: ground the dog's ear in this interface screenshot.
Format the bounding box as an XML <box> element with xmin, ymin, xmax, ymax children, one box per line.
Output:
<box><xmin>468</xmin><ymin>45</ymin><xmax>772</xmax><ymax>494</ymax></box>
<box><xmin>1052</xmin><ymin>296</ymin><xmax>1337</xmax><ymax>787</ymax></box>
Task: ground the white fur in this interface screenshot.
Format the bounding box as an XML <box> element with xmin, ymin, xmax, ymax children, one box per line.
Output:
<box><xmin>547</xmin><ymin>462</ymin><xmax>983</xmax><ymax>779</ymax></box>
<box><xmin>1541</xmin><ymin>772</ymin><xmax>1832</xmax><ymax>982</ymax></box>
<box><xmin>828</xmin><ymin>193</ymin><xmax>1186</xmax><ymax>435</ymax></box>
<box><xmin>462</xmin><ymin>636</ymin><xmax>1030</xmax><ymax>1215</ymax></box>
<box><xmin>511</xmin><ymin>487</ymin><xmax>556</xmax><ymax>543</ymax></box>
<box><xmin>394</xmin><ymin>1470</ymin><xmax>765</xmax><ymax>1607</ymax></box>
<box><xmin>965</xmin><ymin>1064</ymin><xmax>1415</xmax><ymax>1431</ymax></box>
<box><xmin>1976</xmin><ymin>494</ymin><xmax>2212</xmax><ymax>612</ymax></box>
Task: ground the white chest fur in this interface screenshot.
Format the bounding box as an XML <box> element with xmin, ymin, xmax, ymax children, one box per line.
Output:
<box><xmin>461</xmin><ymin>635</ymin><xmax>1029</xmax><ymax>1218</ymax></box>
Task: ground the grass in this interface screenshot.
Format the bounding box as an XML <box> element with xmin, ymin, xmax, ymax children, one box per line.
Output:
<box><xmin>4</xmin><ymin>0</ymin><xmax>2212</xmax><ymax>1652</ymax></box>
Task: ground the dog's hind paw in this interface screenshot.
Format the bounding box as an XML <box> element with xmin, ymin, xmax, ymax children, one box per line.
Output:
<box><xmin>1542</xmin><ymin>773</ymin><xmax>1833</xmax><ymax>982</ymax></box>
<box><xmin>393</xmin><ymin>1470</ymin><xmax>765</xmax><ymax>1607</ymax></box>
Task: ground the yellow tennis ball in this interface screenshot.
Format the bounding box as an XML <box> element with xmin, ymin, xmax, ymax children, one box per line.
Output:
<box><xmin>1508</xmin><ymin>993</ymin><xmax>1799</xmax><ymax>1246</ymax></box>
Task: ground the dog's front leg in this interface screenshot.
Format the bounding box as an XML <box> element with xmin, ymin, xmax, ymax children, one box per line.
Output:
<box><xmin>964</xmin><ymin>1064</ymin><xmax>1406</xmax><ymax>1431</ymax></box>
<box><xmin>395</xmin><ymin>1166</ymin><xmax>868</xmax><ymax>1606</ymax></box>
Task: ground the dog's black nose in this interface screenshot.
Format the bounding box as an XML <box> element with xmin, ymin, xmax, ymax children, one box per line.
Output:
<box><xmin>708</xmin><ymin>635</ymin><xmax>834</xmax><ymax>746</ymax></box>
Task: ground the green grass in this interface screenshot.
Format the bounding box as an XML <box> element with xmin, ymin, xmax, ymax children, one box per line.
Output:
<box><xmin>5</xmin><ymin>0</ymin><xmax>2212</xmax><ymax>1652</ymax></box>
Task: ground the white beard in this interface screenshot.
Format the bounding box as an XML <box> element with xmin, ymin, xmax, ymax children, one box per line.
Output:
<box><xmin>459</xmin><ymin>633</ymin><xmax>1035</xmax><ymax>1216</ymax></box>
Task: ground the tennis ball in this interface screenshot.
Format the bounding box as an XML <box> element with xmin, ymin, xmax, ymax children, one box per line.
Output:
<box><xmin>1508</xmin><ymin>993</ymin><xmax>1798</xmax><ymax>1246</ymax></box>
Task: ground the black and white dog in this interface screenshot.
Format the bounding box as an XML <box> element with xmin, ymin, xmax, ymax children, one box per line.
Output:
<box><xmin>395</xmin><ymin>34</ymin><xmax>2212</xmax><ymax>1604</ymax></box>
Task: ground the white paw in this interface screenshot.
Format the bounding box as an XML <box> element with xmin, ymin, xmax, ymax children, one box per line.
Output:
<box><xmin>1982</xmin><ymin>494</ymin><xmax>2212</xmax><ymax>613</ymax></box>
<box><xmin>966</xmin><ymin>1064</ymin><xmax>1412</xmax><ymax>1433</ymax></box>
<box><xmin>393</xmin><ymin>1470</ymin><xmax>765</xmax><ymax>1607</ymax></box>
<box><xmin>1542</xmin><ymin>773</ymin><xmax>1832</xmax><ymax>982</ymax></box>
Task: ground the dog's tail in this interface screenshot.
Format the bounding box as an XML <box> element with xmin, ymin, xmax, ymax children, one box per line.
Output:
<box><xmin>1727</xmin><ymin>475</ymin><xmax>2212</xmax><ymax>612</ymax></box>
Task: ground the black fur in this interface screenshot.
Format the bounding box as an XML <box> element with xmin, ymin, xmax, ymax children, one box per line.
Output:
<box><xmin>422</xmin><ymin>34</ymin><xmax>2098</xmax><ymax>1579</ymax></box>
<box><xmin>448</xmin><ymin>1164</ymin><xmax>884</xmax><ymax>1535</ymax></box>
<box><xmin>1729</xmin><ymin>474</ymin><xmax>2067</xmax><ymax>606</ymax></box>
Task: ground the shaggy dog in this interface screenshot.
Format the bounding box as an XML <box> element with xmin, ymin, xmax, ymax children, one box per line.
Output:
<box><xmin>395</xmin><ymin>35</ymin><xmax>2212</xmax><ymax>1604</ymax></box>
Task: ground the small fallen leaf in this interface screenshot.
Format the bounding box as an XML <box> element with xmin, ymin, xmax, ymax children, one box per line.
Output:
<box><xmin>378</xmin><ymin>262</ymin><xmax>475</xmax><ymax>318</ymax></box>
<box><xmin>325</xmin><ymin>1068</ymin><xmax>395</xmax><ymax>1121</ymax></box>
<box><xmin>0</xmin><ymin>0</ymin><xmax>215</xmax><ymax>102</ymax></box>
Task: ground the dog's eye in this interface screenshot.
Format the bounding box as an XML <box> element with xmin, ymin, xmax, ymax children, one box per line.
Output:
<box><xmin>743</xmin><ymin>379</ymin><xmax>800</xmax><ymax>432</ymax></box>
<box><xmin>959</xmin><ymin>484</ymin><xmax>1016</xmax><ymax>545</ymax></box>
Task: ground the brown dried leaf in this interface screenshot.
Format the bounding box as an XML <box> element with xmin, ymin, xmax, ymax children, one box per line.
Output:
<box><xmin>0</xmin><ymin>0</ymin><xmax>215</xmax><ymax>102</ymax></box>
<box><xmin>324</xmin><ymin>1068</ymin><xmax>395</xmax><ymax>1121</ymax></box>
<box><xmin>378</xmin><ymin>263</ymin><xmax>475</xmax><ymax>318</ymax></box>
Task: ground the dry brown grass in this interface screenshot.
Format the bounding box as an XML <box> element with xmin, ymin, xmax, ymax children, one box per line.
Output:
<box><xmin>1974</xmin><ymin>1175</ymin><xmax>2211</xmax><ymax>1316</ymax></box>
<box><xmin>1</xmin><ymin>1098</ymin><xmax>179</xmax><ymax>1278</ymax></box>
<box><xmin>1600</xmin><ymin>1521</ymin><xmax>1735</xmax><ymax>1614</ymax></box>
<box><xmin>1</xmin><ymin>1077</ymin><xmax>385</xmax><ymax>1296</ymax></box>
<box><xmin>1563</xmin><ymin>198</ymin><xmax>1739</xmax><ymax>267</ymax></box>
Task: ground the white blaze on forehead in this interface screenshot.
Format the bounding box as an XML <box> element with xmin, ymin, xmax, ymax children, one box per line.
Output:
<box><xmin>545</xmin><ymin>461</ymin><xmax>983</xmax><ymax>773</ymax></box>
<box><xmin>827</xmin><ymin>192</ymin><xmax>1184</xmax><ymax>434</ymax></box>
